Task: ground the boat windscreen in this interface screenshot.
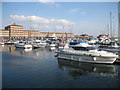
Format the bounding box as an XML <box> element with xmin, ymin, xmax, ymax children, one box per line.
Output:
<box><xmin>72</xmin><ymin>47</ymin><xmax>96</xmax><ymax>51</ymax></box>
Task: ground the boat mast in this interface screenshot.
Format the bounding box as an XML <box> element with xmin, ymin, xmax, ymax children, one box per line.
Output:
<box><xmin>53</xmin><ymin>21</ymin><xmax>56</xmax><ymax>39</ymax></box>
<box><xmin>54</xmin><ymin>21</ymin><xmax>56</xmax><ymax>34</ymax></box>
<box><xmin>110</xmin><ymin>12</ymin><xmax>112</xmax><ymax>38</ymax></box>
<box><xmin>29</xmin><ymin>15</ymin><xmax>31</xmax><ymax>39</ymax></box>
<box><xmin>107</xmin><ymin>24</ymin><xmax>109</xmax><ymax>36</ymax></box>
<box><xmin>69</xmin><ymin>24</ymin><xmax>73</xmax><ymax>38</ymax></box>
<box><xmin>112</xmin><ymin>16</ymin><xmax>115</xmax><ymax>37</ymax></box>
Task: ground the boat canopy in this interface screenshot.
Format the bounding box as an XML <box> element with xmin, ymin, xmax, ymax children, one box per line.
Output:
<box><xmin>69</xmin><ymin>41</ymin><xmax>86</xmax><ymax>45</ymax></box>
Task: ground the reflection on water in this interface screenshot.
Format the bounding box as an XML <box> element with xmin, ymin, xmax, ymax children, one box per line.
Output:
<box><xmin>1</xmin><ymin>45</ymin><xmax>120</xmax><ymax>88</ymax></box>
<box><xmin>57</xmin><ymin>59</ymin><xmax>118</xmax><ymax>78</ymax></box>
<box><xmin>0</xmin><ymin>45</ymin><xmax>49</xmax><ymax>59</ymax></box>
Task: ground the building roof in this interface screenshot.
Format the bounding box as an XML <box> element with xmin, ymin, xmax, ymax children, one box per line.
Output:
<box><xmin>5</xmin><ymin>23</ymin><xmax>23</xmax><ymax>27</ymax></box>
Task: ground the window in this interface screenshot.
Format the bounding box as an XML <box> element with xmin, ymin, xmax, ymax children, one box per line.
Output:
<box><xmin>72</xmin><ymin>47</ymin><xmax>88</xmax><ymax>51</ymax></box>
<box><xmin>72</xmin><ymin>47</ymin><xmax>95</xmax><ymax>51</ymax></box>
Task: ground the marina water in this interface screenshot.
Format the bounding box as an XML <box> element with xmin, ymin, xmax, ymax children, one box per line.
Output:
<box><xmin>1</xmin><ymin>45</ymin><xmax>120</xmax><ymax>88</ymax></box>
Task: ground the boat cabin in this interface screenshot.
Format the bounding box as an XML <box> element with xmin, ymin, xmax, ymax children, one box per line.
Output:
<box><xmin>71</xmin><ymin>46</ymin><xmax>96</xmax><ymax>51</ymax></box>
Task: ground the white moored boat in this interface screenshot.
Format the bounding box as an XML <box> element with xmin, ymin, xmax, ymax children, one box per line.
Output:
<box><xmin>55</xmin><ymin>41</ymin><xmax>118</xmax><ymax>64</ymax></box>
<box><xmin>0</xmin><ymin>41</ymin><xmax>5</xmax><ymax>45</ymax></box>
<box><xmin>46</xmin><ymin>41</ymin><xmax>56</xmax><ymax>50</ymax></box>
<box><xmin>15</xmin><ymin>42</ymin><xmax>32</xmax><ymax>49</ymax></box>
<box><xmin>31</xmin><ymin>40</ymin><xmax>47</xmax><ymax>49</ymax></box>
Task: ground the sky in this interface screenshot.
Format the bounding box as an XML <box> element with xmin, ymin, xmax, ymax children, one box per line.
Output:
<box><xmin>1</xmin><ymin>0</ymin><xmax>119</xmax><ymax>37</ymax></box>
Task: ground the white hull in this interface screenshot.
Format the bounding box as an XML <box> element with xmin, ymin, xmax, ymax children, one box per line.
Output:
<box><xmin>0</xmin><ymin>43</ymin><xmax>4</xmax><ymax>45</ymax></box>
<box><xmin>49</xmin><ymin>47</ymin><xmax>56</xmax><ymax>50</ymax></box>
<box><xmin>46</xmin><ymin>44</ymin><xmax>56</xmax><ymax>50</ymax></box>
<box><xmin>56</xmin><ymin>52</ymin><xmax>117</xmax><ymax>64</ymax></box>
<box><xmin>32</xmin><ymin>44</ymin><xmax>46</xmax><ymax>48</ymax></box>
<box><xmin>15</xmin><ymin>44</ymin><xmax>32</xmax><ymax>49</ymax></box>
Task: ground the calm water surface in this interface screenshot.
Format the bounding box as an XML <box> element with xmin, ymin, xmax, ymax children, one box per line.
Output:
<box><xmin>1</xmin><ymin>45</ymin><xmax>120</xmax><ymax>88</ymax></box>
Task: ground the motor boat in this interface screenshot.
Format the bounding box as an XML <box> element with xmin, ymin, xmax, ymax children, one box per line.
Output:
<box><xmin>15</xmin><ymin>41</ymin><xmax>32</xmax><ymax>49</ymax></box>
<box><xmin>31</xmin><ymin>40</ymin><xmax>47</xmax><ymax>49</ymax></box>
<box><xmin>46</xmin><ymin>41</ymin><xmax>57</xmax><ymax>50</ymax></box>
<box><xmin>49</xmin><ymin>44</ymin><xmax>56</xmax><ymax>50</ymax></box>
<box><xmin>55</xmin><ymin>41</ymin><xmax>118</xmax><ymax>64</ymax></box>
<box><xmin>0</xmin><ymin>40</ymin><xmax>5</xmax><ymax>45</ymax></box>
<box><xmin>98</xmin><ymin>41</ymin><xmax>120</xmax><ymax>48</ymax></box>
<box><xmin>4</xmin><ymin>40</ymin><xmax>14</xmax><ymax>45</ymax></box>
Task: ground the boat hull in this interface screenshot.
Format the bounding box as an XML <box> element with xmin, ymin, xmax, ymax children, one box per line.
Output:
<box><xmin>15</xmin><ymin>44</ymin><xmax>32</xmax><ymax>49</ymax></box>
<box><xmin>32</xmin><ymin>44</ymin><xmax>46</xmax><ymax>49</ymax></box>
<box><xmin>56</xmin><ymin>52</ymin><xmax>117</xmax><ymax>64</ymax></box>
<box><xmin>4</xmin><ymin>43</ymin><xmax>14</xmax><ymax>45</ymax></box>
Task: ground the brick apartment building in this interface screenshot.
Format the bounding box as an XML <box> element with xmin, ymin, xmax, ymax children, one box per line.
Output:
<box><xmin>5</xmin><ymin>23</ymin><xmax>24</xmax><ymax>38</ymax></box>
<box><xmin>40</xmin><ymin>32</ymin><xmax>74</xmax><ymax>38</ymax></box>
<box><xmin>0</xmin><ymin>29</ymin><xmax>9</xmax><ymax>37</ymax></box>
<box><xmin>0</xmin><ymin>23</ymin><xmax>74</xmax><ymax>39</ymax></box>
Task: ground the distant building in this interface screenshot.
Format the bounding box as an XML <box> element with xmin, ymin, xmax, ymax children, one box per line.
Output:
<box><xmin>0</xmin><ymin>29</ymin><xmax>9</xmax><ymax>38</ymax></box>
<box><xmin>97</xmin><ymin>34</ymin><xmax>109</xmax><ymax>40</ymax></box>
<box><xmin>40</xmin><ymin>32</ymin><xmax>74</xmax><ymax>39</ymax></box>
<box><xmin>5</xmin><ymin>23</ymin><xmax>24</xmax><ymax>38</ymax></box>
<box><xmin>0</xmin><ymin>23</ymin><xmax>74</xmax><ymax>39</ymax></box>
<box><xmin>28</xmin><ymin>30</ymin><xmax>40</xmax><ymax>38</ymax></box>
<box><xmin>74</xmin><ymin>34</ymin><xmax>93</xmax><ymax>40</ymax></box>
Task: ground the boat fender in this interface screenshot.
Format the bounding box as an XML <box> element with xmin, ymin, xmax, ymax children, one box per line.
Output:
<box><xmin>84</xmin><ymin>54</ymin><xmax>86</xmax><ymax>55</ymax></box>
<box><xmin>93</xmin><ymin>57</ymin><xmax>96</xmax><ymax>61</ymax></box>
<box><xmin>55</xmin><ymin>54</ymin><xmax>58</xmax><ymax>57</ymax></box>
<box><xmin>89</xmin><ymin>54</ymin><xmax>91</xmax><ymax>56</ymax></box>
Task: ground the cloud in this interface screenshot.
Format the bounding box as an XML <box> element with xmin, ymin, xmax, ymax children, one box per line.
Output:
<box><xmin>68</xmin><ymin>8</ymin><xmax>86</xmax><ymax>15</ymax></box>
<box><xmin>68</xmin><ymin>8</ymin><xmax>80</xmax><ymax>13</ymax></box>
<box><xmin>80</xmin><ymin>11</ymin><xmax>86</xmax><ymax>15</ymax></box>
<box><xmin>10</xmin><ymin>15</ymin><xmax>75</xmax><ymax>25</ymax></box>
<box><xmin>10</xmin><ymin>15</ymin><xmax>75</xmax><ymax>32</ymax></box>
<box><xmin>38</xmin><ymin>0</ymin><xmax>60</xmax><ymax>7</ymax></box>
<box><xmin>38</xmin><ymin>0</ymin><xmax>53</xmax><ymax>4</ymax></box>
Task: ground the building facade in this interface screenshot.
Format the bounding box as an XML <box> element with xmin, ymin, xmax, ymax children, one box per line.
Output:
<box><xmin>0</xmin><ymin>23</ymin><xmax>74</xmax><ymax>39</ymax></box>
<box><xmin>5</xmin><ymin>23</ymin><xmax>24</xmax><ymax>38</ymax></box>
<box><xmin>28</xmin><ymin>30</ymin><xmax>40</xmax><ymax>37</ymax></box>
<box><xmin>0</xmin><ymin>29</ymin><xmax>9</xmax><ymax>38</ymax></box>
<box><xmin>74</xmin><ymin>34</ymin><xmax>93</xmax><ymax>40</ymax></box>
<box><xmin>40</xmin><ymin>32</ymin><xmax>74</xmax><ymax>38</ymax></box>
